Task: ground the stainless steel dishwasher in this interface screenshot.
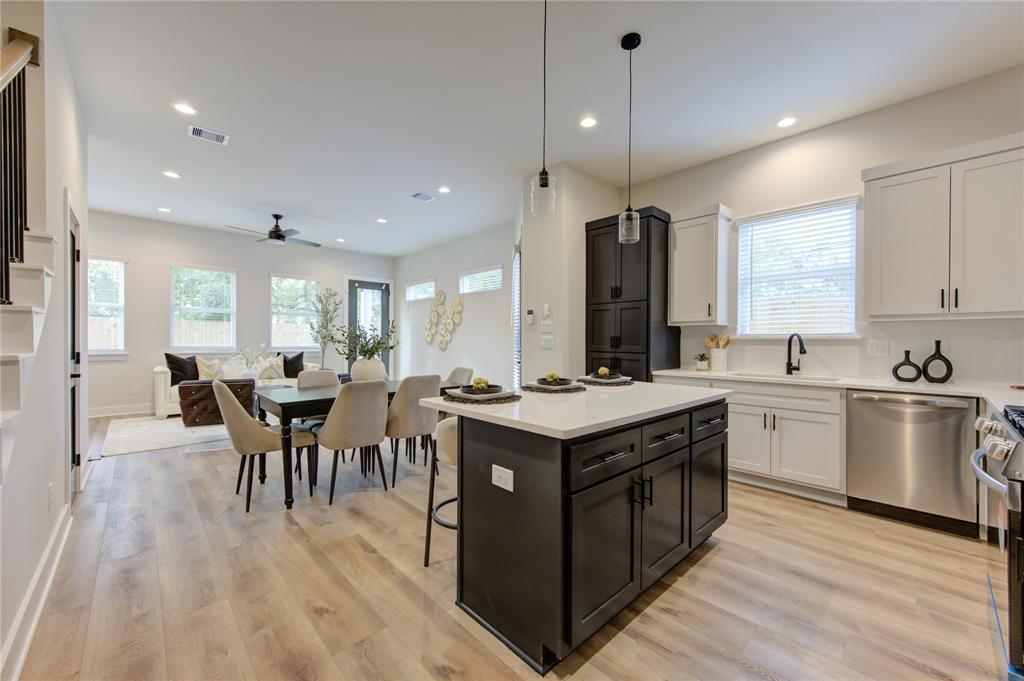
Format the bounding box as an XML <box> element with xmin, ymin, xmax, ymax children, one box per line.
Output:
<box><xmin>847</xmin><ymin>390</ymin><xmax>977</xmax><ymax>535</ymax></box>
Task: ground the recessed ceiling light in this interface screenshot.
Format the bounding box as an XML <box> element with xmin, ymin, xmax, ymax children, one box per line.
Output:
<box><xmin>376</xmin><ymin>217</ymin><xmax>387</xmax><ymax>224</ymax></box>
<box><xmin>580</xmin><ymin>116</ymin><xmax>597</xmax><ymax>128</ymax></box>
<box><xmin>158</xmin><ymin>207</ymin><xmax>172</xmax><ymax>213</ymax></box>
<box><xmin>336</xmin><ymin>238</ymin><xmax>346</xmax><ymax>243</ymax></box>
<box><xmin>438</xmin><ymin>186</ymin><xmax>451</xmax><ymax>194</ymax></box>
<box><xmin>776</xmin><ymin>116</ymin><xmax>798</xmax><ymax>128</ymax></box>
<box><xmin>162</xmin><ymin>170</ymin><xmax>180</xmax><ymax>179</ymax></box>
<box><xmin>173</xmin><ymin>102</ymin><xmax>196</xmax><ymax>115</ymax></box>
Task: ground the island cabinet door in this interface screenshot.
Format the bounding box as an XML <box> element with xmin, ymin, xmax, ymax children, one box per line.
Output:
<box><xmin>570</xmin><ymin>470</ymin><xmax>643</xmax><ymax>648</ymax></box>
<box><xmin>691</xmin><ymin>432</ymin><xmax>728</xmax><ymax>549</ymax></box>
<box><xmin>640</xmin><ymin>448</ymin><xmax>690</xmax><ymax>590</ymax></box>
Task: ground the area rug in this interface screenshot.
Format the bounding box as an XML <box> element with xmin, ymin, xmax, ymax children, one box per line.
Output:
<box><xmin>101</xmin><ymin>416</ymin><xmax>230</xmax><ymax>457</ymax></box>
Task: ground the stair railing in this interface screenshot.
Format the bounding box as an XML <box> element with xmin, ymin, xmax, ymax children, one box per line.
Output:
<box><xmin>1</xmin><ymin>29</ymin><xmax>39</xmax><ymax>305</ymax></box>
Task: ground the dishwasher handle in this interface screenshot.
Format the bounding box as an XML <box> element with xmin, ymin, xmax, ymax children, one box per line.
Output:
<box><xmin>971</xmin><ymin>447</ymin><xmax>1008</xmax><ymax>499</ymax></box>
<box><xmin>850</xmin><ymin>393</ymin><xmax>970</xmax><ymax>409</ymax></box>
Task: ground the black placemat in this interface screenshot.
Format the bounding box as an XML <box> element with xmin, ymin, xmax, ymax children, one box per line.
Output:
<box><xmin>577</xmin><ymin>377</ymin><xmax>634</xmax><ymax>387</ymax></box>
<box><xmin>521</xmin><ymin>384</ymin><xmax>586</xmax><ymax>394</ymax></box>
<box><xmin>442</xmin><ymin>393</ymin><xmax>522</xmax><ymax>405</ymax></box>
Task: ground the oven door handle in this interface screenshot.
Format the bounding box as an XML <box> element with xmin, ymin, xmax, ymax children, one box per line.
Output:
<box><xmin>971</xmin><ymin>447</ymin><xmax>1008</xmax><ymax>499</ymax></box>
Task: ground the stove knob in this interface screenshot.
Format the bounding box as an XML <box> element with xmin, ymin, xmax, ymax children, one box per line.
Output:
<box><xmin>986</xmin><ymin>437</ymin><xmax>1013</xmax><ymax>461</ymax></box>
<box><xmin>976</xmin><ymin>417</ymin><xmax>995</xmax><ymax>433</ymax></box>
<box><xmin>990</xmin><ymin>423</ymin><xmax>1006</xmax><ymax>437</ymax></box>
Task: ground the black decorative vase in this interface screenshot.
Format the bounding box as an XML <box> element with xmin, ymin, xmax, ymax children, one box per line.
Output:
<box><xmin>891</xmin><ymin>351</ymin><xmax>922</xmax><ymax>383</ymax></box>
<box><xmin>922</xmin><ymin>340</ymin><xmax>953</xmax><ymax>384</ymax></box>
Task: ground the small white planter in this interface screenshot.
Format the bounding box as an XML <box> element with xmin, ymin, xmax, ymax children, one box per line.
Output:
<box><xmin>695</xmin><ymin>360</ymin><xmax>709</xmax><ymax>371</ymax></box>
<box><xmin>710</xmin><ymin>349</ymin><xmax>728</xmax><ymax>372</ymax></box>
<box><xmin>351</xmin><ymin>356</ymin><xmax>387</xmax><ymax>381</ymax></box>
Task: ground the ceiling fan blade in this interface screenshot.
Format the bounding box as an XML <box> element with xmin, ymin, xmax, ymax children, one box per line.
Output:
<box><xmin>280</xmin><ymin>228</ymin><xmax>299</xmax><ymax>237</ymax></box>
<box><xmin>255</xmin><ymin>237</ymin><xmax>270</xmax><ymax>243</ymax></box>
<box><xmin>287</xmin><ymin>237</ymin><xmax>321</xmax><ymax>248</ymax></box>
<box><xmin>224</xmin><ymin>224</ymin><xmax>265</xmax><ymax>235</ymax></box>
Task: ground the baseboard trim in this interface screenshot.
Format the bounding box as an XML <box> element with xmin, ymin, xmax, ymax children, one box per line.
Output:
<box><xmin>88</xmin><ymin>403</ymin><xmax>154</xmax><ymax>418</ymax></box>
<box><xmin>0</xmin><ymin>505</ymin><xmax>73</xmax><ymax>681</ymax></box>
<box><xmin>728</xmin><ymin>470</ymin><xmax>847</xmax><ymax>507</ymax></box>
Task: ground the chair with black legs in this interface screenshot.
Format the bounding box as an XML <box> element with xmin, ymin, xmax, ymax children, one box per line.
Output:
<box><xmin>424</xmin><ymin>416</ymin><xmax>458</xmax><ymax>566</ymax></box>
<box><xmin>385</xmin><ymin>374</ymin><xmax>442</xmax><ymax>486</ymax></box>
<box><xmin>313</xmin><ymin>380</ymin><xmax>388</xmax><ymax>504</ymax></box>
<box><xmin>213</xmin><ymin>380</ymin><xmax>317</xmax><ymax>511</ymax></box>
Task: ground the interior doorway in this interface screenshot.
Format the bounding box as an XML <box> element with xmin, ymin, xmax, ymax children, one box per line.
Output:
<box><xmin>347</xmin><ymin>279</ymin><xmax>392</xmax><ymax>373</ymax></box>
<box><xmin>66</xmin><ymin>204</ymin><xmax>82</xmax><ymax>501</ymax></box>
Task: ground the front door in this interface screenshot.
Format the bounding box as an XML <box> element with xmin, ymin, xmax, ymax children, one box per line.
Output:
<box><xmin>347</xmin><ymin>279</ymin><xmax>391</xmax><ymax>373</ymax></box>
<box><xmin>67</xmin><ymin>208</ymin><xmax>81</xmax><ymax>500</ymax></box>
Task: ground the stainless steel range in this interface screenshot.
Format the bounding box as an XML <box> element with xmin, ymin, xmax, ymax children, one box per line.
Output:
<box><xmin>972</xmin><ymin>405</ymin><xmax>1024</xmax><ymax>680</ymax></box>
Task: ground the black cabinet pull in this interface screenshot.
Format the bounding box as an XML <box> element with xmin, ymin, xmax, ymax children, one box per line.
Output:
<box><xmin>940</xmin><ymin>288</ymin><xmax>945</xmax><ymax>309</ymax></box>
<box><xmin>644</xmin><ymin>476</ymin><xmax>654</xmax><ymax>506</ymax></box>
<box><xmin>707</xmin><ymin>302</ymin><xmax>712</xmax><ymax>318</ymax></box>
<box><xmin>954</xmin><ymin>288</ymin><xmax>959</xmax><ymax>309</ymax></box>
<box><xmin>697</xmin><ymin>416</ymin><xmax>726</xmax><ymax>430</ymax></box>
<box><xmin>632</xmin><ymin>478</ymin><xmax>645</xmax><ymax>508</ymax></box>
<box><xmin>655</xmin><ymin>431</ymin><xmax>683</xmax><ymax>443</ymax></box>
<box><xmin>763</xmin><ymin>412</ymin><xmax>767</xmax><ymax>430</ymax></box>
<box><xmin>610</xmin><ymin>285</ymin><xmax>616</xmax><ymax>299</ymax></box>
<box><xmin>772</xmin><ymin>414</ymin><xmax>776</xmax><ymax>431</ymax></box>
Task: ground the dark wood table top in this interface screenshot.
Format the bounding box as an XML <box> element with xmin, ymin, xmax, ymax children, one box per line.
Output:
<box><xmin>255</xmin><ymin>379</ymin><xmax>460</xmax><ymax>412</ymax></box>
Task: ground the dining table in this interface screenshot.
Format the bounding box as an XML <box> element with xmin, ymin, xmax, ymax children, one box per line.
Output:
<box><xmin>255</xmin><ymin>378</ymin><xmax>460</xmax><ymax>508</ymax></box>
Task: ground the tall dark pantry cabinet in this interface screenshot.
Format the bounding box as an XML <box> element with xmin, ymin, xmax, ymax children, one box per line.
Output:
<box><xmin>585</xmin><ymin>206</ymin><xmax>679</xmax><ymax>380</ymax></box>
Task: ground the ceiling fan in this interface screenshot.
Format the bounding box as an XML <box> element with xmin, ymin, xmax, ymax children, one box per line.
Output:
<box><xmin>225</xmin><ymin>213</ymin><xmax>321</xmax><ymax>248</ymax></box>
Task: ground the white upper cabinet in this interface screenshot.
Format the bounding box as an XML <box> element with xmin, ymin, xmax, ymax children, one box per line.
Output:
<box><xmin>668</xmin><ymin>204</ymin><xmax>730</xmax><ymax>325</ymax></box>
<box><xmin>864</xmin><ymin>134</ymin><xmax>1024</xmax><ymax>320</ymax></box>
<box><xmin>949</xmin><ymin>148</ymin><xmax>1024</xmax><ymax>315</ymax></box>
<box><xmin>865</xmin><ymin>166</ymin><xmax>950</xmax><ymax>316</ymax></box>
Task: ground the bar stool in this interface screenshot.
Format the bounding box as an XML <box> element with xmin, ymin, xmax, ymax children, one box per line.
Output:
<box><xmin>313</xmin><ymin>380</ymin><xmax>388</xmax><ymax>503</ymax></box>
<box><xmin>213</xmin><ymin>380</ymin><xmax>317</xmax><ymax>511</ymax></box>
<box><xmin>424</xmin><ymin>416</ymin><xmax>458</xmax><ymax>567</ymax></box>
<box><xmin>385</xmin><ymin>375</ymin><xmax>442</xmax><ymax>486</ymax></box>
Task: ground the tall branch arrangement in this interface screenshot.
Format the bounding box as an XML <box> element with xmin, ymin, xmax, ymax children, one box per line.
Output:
<box><xmin>309</xmin><ymin>288</ymin><xmax>344</xmax><ymax>368</ymax></box>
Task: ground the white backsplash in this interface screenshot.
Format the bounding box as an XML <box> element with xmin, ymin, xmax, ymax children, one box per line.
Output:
<box><xmin>680</xmin><ymin>318</ymin><xmax>1024</xmax><ymax>385</ymax></box>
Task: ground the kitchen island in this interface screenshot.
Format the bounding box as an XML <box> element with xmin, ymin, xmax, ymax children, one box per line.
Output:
<box><xmin>420</xmin><ymin>381</ymin><xmax>732</xmax><ymax>674</ymax></box>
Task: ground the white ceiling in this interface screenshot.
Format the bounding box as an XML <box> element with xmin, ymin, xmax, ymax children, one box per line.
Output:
<box><xmin>56</xmin><ymin>1</ymin><xmax>1023</xmax><ymax>256</ymax></box>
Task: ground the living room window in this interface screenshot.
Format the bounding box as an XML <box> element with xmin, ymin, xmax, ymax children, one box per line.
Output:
<box><xmin>271</xmin><ymin>275</ymin><xmax>319</xmax><ymax>349</ymax></box>
<box><xmin>88</xmin><ymin>258</ymin><xmax>126</xmax><ymax>353</ymax></box>
<box><xmin>737</xmin><ymin>198</ymin><xmax>858</xmax><ymax>336</ymax></box>
<box><xmin>459</xmin><ymin>266</ymin><xmax>503</xmax><ymax>294</ymax></box>
<box><xmin>405</xmin><ymin>279</ymin><xmax>435</xmax><ymax>302</ymax></box>
<box><xmin>170</xmin><ymin>265</ymin><xmax>237</xmax><ymax>350</ymax></box>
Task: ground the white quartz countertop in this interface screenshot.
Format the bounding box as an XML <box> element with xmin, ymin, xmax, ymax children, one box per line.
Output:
<box><xmin>652</xmin><ymin>368</ymin><xmax>1022</xmax><ymax>413</ymax></box>
<box><xmin>420</xmin><ymin>381</ymin><xmax>732</xmax><ymax>440</ymax></box>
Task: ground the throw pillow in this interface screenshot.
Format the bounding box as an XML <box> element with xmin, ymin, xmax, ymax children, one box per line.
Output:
<box><xmin>255</xmin><ymin>354</ymin><xmax>285</xmax><ymax>380</ymax></box>
<box><xmin>164</xmin><ymin>353</ymin><xmax>198</xmax><ymax>386</ymax></box>
<box><xmin>220</xmin><ymin>353</ymin><xmax>250</xmax><ymax>379</ymax></box>
<box><xmin>280</xmin><ymin>351</ymin><xmax>305</xmax><ymax>378</ymax></box>
<box><xmin>196</xmin><ymin>356</ymin><xmax>224</xmax><ymax>380</ymax></box>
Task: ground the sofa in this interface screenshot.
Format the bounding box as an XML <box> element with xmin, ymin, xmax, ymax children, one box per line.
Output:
<box><xmin>154</xmin><ymin>361</ymin><xmax>318</xmax><ymax>418</ymax></box>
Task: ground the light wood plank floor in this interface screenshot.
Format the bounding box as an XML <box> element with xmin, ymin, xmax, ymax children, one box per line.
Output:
<box><xmin>21</xmin><ymin>417</ymin><xmax>1008</xmax><ymax>681</ymax></box>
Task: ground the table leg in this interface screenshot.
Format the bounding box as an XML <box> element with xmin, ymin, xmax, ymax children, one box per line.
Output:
<box><xmin>281</xmin><ymin>418</ymin><xmax>294</xmax><ymax>509</ymax></box>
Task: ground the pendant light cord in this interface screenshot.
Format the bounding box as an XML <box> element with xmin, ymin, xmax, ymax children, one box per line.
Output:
<box><xmin>627</xmin><ymin>46</ymin><xmax>632</xmax><ymax>210</ymax></box>
<box><xmin>542</xmin><ymin>0</ymin><xmax>548</xmax><ymax>172</ymax></box>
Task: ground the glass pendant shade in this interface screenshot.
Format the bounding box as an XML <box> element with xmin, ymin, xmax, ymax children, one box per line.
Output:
<box><xmin>530</xmin><ymin>172</ymin><xmax>557</xmax><ymax>216</ymax></box>
<box><xmin>618</xmin><ymin>208</ymin><xmax>640</xmax><ymax>244</ymax></box>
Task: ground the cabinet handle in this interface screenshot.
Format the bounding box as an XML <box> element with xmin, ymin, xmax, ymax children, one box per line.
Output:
<box><xmin>772</xmin><ymin>414</ymin><xmax>776</xmax><ymax>431</ymax></box>
<box><xmin>610</xmin><ymin>285</ymin><xmax>616</xmax><ymax>299</ymax></box>
<box><xmin>616</xmin><ymin>285</ymin><xmax>622</xmax><ymax>298</ymax></box>
<box><xmin>632</xmin><ymin>478</ymin><xmax>645</xmax><ymax>508</ymax></box>
<box><xmin>940</xmin><ymin>288</ymin><xmax>945</xmax><ymax>309</ymax></box>
<box><xmin>697</xmin><ymin>416</ymin><xmax>726</xmax><ymax>430</ymax></box>
<box><xmin>954</xmin><ymin>288</ymin><xmax>959</xmax><ymax>309</ymax></box>
<box><xmin>655</xmin><ymin>431</ymin><xmax>683</xmax><ymax>443</ymax></box>
<box><xmin>763</xmin><ymin>412</ymin><xmax>767</xmax><ymax>430</ymax></box>
<box><xmin>645</xmin><ymin>476</ymin><xmax>654</xmax><ymax>506</ymax></box>
<box><xmin>707</xmin><ymin>302</ymin><xmax>712</xmax><ymax>318</ymax></box>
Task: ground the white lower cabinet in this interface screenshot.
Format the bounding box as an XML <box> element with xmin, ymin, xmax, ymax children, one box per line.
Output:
<box><xmin>726</xmin><ymin>403</ymin><xmax>771</xmax><ymax>475</ymax></box>
<box><xmin>769</xmin><ymin>409</ymin><xmax>841</xmax><ymax>490</ymax></box>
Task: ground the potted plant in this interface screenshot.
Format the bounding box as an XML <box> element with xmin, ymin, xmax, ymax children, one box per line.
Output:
<box><xmin>337</xmin><ymin>321</ymin><xmax>398</xmax><ymax>381</ymax></box>
<box><xmin>309</xmin><ymin>288</ymin><xmax>344</xmax><ymax>369</ymax></box>
<box><xmin>695</xmin><ymin>352</ymin><xmax>710</xmax><ymax>371</ymax></box>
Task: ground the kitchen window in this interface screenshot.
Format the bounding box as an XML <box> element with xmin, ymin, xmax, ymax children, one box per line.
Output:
<box><xmin>405</xmin><ymin>279</ymin><xmax>436</xmax><ymax>301</ymax></box>
<box><xmin>88</xmin><ymin>258</ymin><xmax>126</xmax><ymax>353</ymax></box>
<box><xmin>170</xmin><ymin>265</ymin><xmax>236</xmax><ymax>350</ymax></box>
<box><xmin>271</xmin><ymin>275</ymin><xmax>319</xmax><ymax>349</ymax></box>
<box><xmin>459</xmin><ymin>266</ymin><xmax>503</xmax><ymax>294</ymax></box>
<box><xmin>737</xmin><ymin>198</ymin><xmax>858</xmax><ymax>336</ymax></box>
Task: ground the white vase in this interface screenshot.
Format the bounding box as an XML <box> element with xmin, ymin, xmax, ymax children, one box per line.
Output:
<box><xmin>351</xmin><ymin>356</ymin><xmax>387</xmax><ymax>381</ymax></box>
<box><xmin>710</xmin><ymin>348</ymin><xmax>728</xmax><ymax>372</ymax></box>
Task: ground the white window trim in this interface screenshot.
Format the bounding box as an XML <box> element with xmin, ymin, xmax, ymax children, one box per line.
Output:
<box><xmin>269</xmin><ymin>273</ymin><xmax>321</xmax><ymax>352</ymax></box>
<box><xmin>734</xmin><ymin>196</ymin><xmax>860</xmax><ymax>338</ymax></box>
<box><xmin>87</xmin><ymin>257</ymin><xmax>127</xmax><ymax>354</ymax></box>
<box><xmin>169</xmin><ymin>265</ymin><xmax>238</xmax><ymax>352</ymax></box>
<box><xmin>404</xmin><ymin>278</ymin><xmax>436</xmax><ymax>302</ymax></box>
<box><xmin>458</xmin><ymin>264</ymin><xmax>504</xmax><ymax>295</ymax></box>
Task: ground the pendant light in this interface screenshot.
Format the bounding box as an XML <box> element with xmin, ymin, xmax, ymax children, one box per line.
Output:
<box><xmin>618</xmin><ymin>32</ymin><xmax>641</xmax><ymax>244</ymax></box>
<box><xmin>530</xmin><ymin>0</ymin><xmax>557</xmax><ymax>216</ymax></box>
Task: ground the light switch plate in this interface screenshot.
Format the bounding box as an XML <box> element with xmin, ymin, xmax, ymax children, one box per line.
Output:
<box><xmin>541</xmin><ymin>320</ymin><xmax>554</xmax><ymax>333</ymax></box>
<box><xmin>492</xmin><ymin>464</ymin><xmax>514</xmax><ymax>493</ymax></box>
<box><xmin>540</xmin><ymin>334</ymin><xmax>554</xmax><ymax>349</ymax></box>
<box><xmin>867</xmin><ymin>340</ymin><xmax>889</xmax><ymax>357</ymax></box>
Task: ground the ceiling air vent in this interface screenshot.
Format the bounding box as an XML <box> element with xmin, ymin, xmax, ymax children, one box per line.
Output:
<box><xmin>411</xmin><ymin>192</ymin><xmax>436</xmax><ymax>203</ymax></box>
<box><xmin>187</xmin><ymin>125</ymin><xmax>231</xmax><ymax>146</ymax></box>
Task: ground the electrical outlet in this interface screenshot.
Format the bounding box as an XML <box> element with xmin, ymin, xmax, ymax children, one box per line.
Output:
<box><xmin>47</xmin><ymin>482</ymin><xmax>54</xmax><ymax>512</ymax></box>
<box><xmin>867</xmin><ymin>340</ymin><xmax>889</xmax><ymax>357</ymax></box>
<box><xmin>540</xmin><ymin>334</ymin><xmax>554</xmax><ymax>350</ymax></box>
<box><xmin>491</xmin><ymin>464</ymin><xmax>514</xmax><ymax>493</ymax></box>
<box><xmin>131</xmin><ymin>384</ymin><xmax>141</xmax><ymax>395</ymax></box>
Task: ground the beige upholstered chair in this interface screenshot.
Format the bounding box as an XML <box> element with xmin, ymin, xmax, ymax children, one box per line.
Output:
<box><xmin>424</xmin><ymin>416</ymin><xmax>458</xmax><ymax>566</ymax></box>
<box><xmin>213</xmin><ymin>380</ymin><xmax>317</xmax><ymax>511</ymax></box>
<box><xmin>385</xmin><ymin>374</ymin><xmax>441</xmax><ymax>486</ymax></box>
<box><xmin>313</xmin><ymin>380</ymin><xmax>388</xmax><ymax>503</ymax></box>
<box><xmin>446</xmin><ymin>367</ymin><xmax>473</xmax><ymax>385</ymax></box>
<box><xmin>297</xmin><ymin>369</ymin><xmax>340</xmax><ymax>388</ymax></box>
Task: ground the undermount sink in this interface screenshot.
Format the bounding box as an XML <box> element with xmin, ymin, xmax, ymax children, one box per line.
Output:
<box><xmin>732</xmin><ymin>372</ymin><xmax>842</xmax><ymax>382</ymax></box>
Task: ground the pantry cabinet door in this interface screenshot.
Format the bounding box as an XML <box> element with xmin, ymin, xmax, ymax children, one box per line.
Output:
<box><xmin>727</xmin><ymin>403</ymin><xmax>771</xmax><ymax>476</ymax></box>
<box><xmin>865</xmin><ymin>167</ymin><xmax>951</xmax><ymax>317</ymax></box>
<box><xmin>770</xmin><ymin>409</ymin><xmax>841</xmax><ymax>491</ymax></box>
<box><xmin>950</xmin><ymin>148</ymin><xmax>1024</xmax><ymax>316</ymax></box>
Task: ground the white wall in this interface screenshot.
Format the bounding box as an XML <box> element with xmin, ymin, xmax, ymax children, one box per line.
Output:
<box><xmin>1</xmin><ymin>4</ymin><xmax>89</xmax><ymax>678</ymax></box>
<box><xmin>395</xmin><ymin>224</ymin><xmax>515</xmax><ymax>386</ymax></box>
<box><xmin>628</xmin><ymin>65</ymin><xmax>1024</xmax><ymax>383</ymax></box>
<box><xmin>520</xmin><ymin>164</ymin><xmax>620</xmax><ymax>380</ymax></box>
<box><xmin>86</xmin><ymin>210</ymin><xmax>393</xmax><ymax>416</ymax></box>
